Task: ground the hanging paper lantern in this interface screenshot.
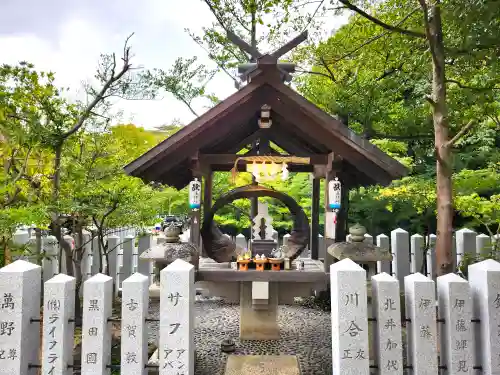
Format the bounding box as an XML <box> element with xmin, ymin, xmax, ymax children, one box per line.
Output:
<box><xmin>189</xmin><ymin>178</ymin><xmax>201</xmax><ymax>209</ymax></box>
<box><xmin>281</xmin><ymin>163</ymin><xmax>289</xmax><ymax>181</ymax></box>
<box><xmin>269</xmin><ymin>162</ymin><xmax>280</xmax><ymax>178</ymax></box>
<box><xmin>328</xmin><ymin>177</ymin><xmax>341</xmax><ymax>210</ymax></box>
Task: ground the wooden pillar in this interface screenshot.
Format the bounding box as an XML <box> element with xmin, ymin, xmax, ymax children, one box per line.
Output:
<box><xmin>323</xmin><ymin>156</ymin><xmax>350</xmax><ymax>272</ymax></box>
<box><xmin>250</xmin><ymin>139</ymin><xmax>261</xmax><ymax>237</ymax></box>
<box><xmin>310</xmin><ymin>175</ymin><xmax>321</xmax><ymax>259</ymax></box>
<box><xmin>190</xmin><ymin>157</ymin><xmax>202</xmax><ymax>249</ymax></box>
<box><xmin>203</xmin><ymin>169</ymin><xmax>212</xmax><ymax>216</ymax></box>
<box><xmin>335</xmin><ymin>173</ymin><xmax>349</xmax><ymax>242</ymax></box>
<box><xmin>323</xmin><ymin>168</ymin><xmax>335</xmax><ymax>272</ymax></box>
<box><xmin>201</xmin><ymin>169</ymin><xmax>212</xmax><ymax>257</ymax></box>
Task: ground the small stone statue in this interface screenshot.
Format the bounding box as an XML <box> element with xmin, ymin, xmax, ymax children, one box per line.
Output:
<box><xmin>270</xmin><ymin>246</ymin><xmax>285</xmax><ymax>259</ymax></box>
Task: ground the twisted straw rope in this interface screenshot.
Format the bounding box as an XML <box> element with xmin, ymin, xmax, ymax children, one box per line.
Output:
<box><xmin>230</xmin><ymin>155</ymin><xmax>310</xmax><ymax>183</ymax></box>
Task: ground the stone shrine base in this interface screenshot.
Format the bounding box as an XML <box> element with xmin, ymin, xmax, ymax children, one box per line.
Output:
<box><xmin>225</xmin><ymin>355</ymin><xmax>300</xmax><ymax>375</ymax></box>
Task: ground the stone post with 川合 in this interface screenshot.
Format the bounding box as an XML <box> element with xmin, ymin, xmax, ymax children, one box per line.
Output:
<box><xmin>437</xmin><ymin>273</ymin><xmax>473</xmax><ymax>375</ymax></box>
<box><xmin>81</xmin><ymin>273</ymin><xmax>113</xmax><ymax>375</ymax></box>
<box><xmin>160</xmin><ymin>259</ymin><xmax>195</xmax><ymax>375</ymax></box>
<box><xmin>404</xmin><ymin>272</ymin><xmax>437</xmax><ymax>375</ymax></box>
<box><xmin>330</xmin><ymin>258</ymin><xmax>369</xmax><ymax>375</ymax></box>
<box><xmin>371</xmin><ymin>272</ymin><xmax>403</xmax><ymax>375</ymax></box>
<box><xmin>0</xmin><ymin>260</ymin><xmax>41</xmax><ymax>375</ymax></box>
<box><xmin>42</xmin><ymin>274</ymin><xmax>76</xmax><ymax>375</ymax></box>
<box><xmin>468</xmin><ymin>259</ymin><xmax>500</xmax><ymax>375</ymax></box>
<box><xmin>121</xmin><ymin>273</ymin><xmax>149</xmax><ymax>375</ymax></box>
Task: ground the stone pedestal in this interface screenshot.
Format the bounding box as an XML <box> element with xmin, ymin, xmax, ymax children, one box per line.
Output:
<box><xmin>239</xmin><ymin>282</ymin><xmax>279</xmax><ymax>340</ymax></box>
<box><xmin>251</xmin><ymin>240</ymin><xmax>277</xmax><ymax>258</ymax></box>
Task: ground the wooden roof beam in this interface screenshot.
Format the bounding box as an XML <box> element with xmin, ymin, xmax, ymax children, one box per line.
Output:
<box><xmin>199</xmin><ymin>153</ymin><xmax>329</xmax><ymax>165</ymax></box>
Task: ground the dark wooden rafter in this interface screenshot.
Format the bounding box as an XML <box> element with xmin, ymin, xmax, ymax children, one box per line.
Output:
<box><xmin>269</xmin><ymin>143</ymin><xmax>288</xmax><ymax>155</ymax></box>
<box><xmin>227</xmin><ymin>129</ymin><xmax>264</xmax><ymax>153</ymax></box>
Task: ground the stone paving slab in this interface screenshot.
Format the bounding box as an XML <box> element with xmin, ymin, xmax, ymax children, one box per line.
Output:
<box><xmin>225</xmin><ymin>355</ymin><xmax>300</xmax><ymax>375</ymax></box>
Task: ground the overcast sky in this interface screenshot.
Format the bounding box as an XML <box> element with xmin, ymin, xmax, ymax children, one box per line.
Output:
<box><xmin>1</xmin><ymin>0</ymin><xmax>347</xmax><ymax>129</ymax></box>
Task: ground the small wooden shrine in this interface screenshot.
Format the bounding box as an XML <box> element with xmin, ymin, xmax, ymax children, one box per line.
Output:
<box><xmin>124</xmin><ymin>31</ymin><xmax>407</xmax><ymax>266</ymax></box>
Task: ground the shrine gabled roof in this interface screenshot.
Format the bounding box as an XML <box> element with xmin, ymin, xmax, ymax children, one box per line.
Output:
<box><xmin>124</xmin><ymin>69</ymin><xmax>408</xmax><ymax>189</ymax></box>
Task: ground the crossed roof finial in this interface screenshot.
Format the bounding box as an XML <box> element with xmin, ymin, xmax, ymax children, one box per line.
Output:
<box><xmin>226</xmin><ymin>30</ymin><xmax>308</xmax><ymax>83</ymax></box>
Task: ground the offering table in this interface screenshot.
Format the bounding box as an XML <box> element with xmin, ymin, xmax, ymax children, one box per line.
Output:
<box><xmin>195</xmin><ymin>258</ymin><xmax>328</xmax><ymax>340</ymax></box>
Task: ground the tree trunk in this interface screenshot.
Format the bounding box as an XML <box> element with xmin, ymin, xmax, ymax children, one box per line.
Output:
<box><xmin>35</xmin><ymin>228</ymin><xmax>42</xmax><ymax>265</ymax></box>
<box><xmin>73</xmin><ymin>225</ymin><xmax>84</xmax><ymax>323</ymax></box>
<box><xmin>427</xmin><ymin>3</ymin><xmax>454</xmax><ymax>276</ymax></box>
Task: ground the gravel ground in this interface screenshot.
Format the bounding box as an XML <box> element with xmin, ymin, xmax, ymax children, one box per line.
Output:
<box><xmin>147</xmin><ymin>296</ymin><xmax>333</xmax><ymax>375</ymax></box>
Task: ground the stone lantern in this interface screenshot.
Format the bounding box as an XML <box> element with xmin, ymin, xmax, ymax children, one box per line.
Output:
<box><xmin>140</xmin><ymin>223</ymin><xmax>199</xmax><ymax>298</ymax></box>
<box><xmin>327</xmin><ymin>223</ymin><xmax>392</xmax><ymax>279</ymax></box>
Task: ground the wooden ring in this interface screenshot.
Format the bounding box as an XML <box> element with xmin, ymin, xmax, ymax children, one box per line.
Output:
<box><xmin>201</xmin><ymin>184</ymin><xmax>309</xmax><ymax>262</ymax></box>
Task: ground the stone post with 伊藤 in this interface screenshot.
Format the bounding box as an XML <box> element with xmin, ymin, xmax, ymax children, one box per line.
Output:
<box><xmin>330</xmin><ymin>258</ymin><xmax>369</xmax><ymax>375</ymax></box>
<box><xmin>42</xmin><ymin>274</ymin><xmax>76</xmax><ymax>375</ymax></box>
<box><xmin>404</xmin><ymin>272</ymin><xmax>437</xmax><ymax>375</ymax></box>
<box><xmin>81</xmin><ymin>273</ymin><xmax>113</xmax><ymax>375</ymax></box>
<box><xmin>159</xmin><ymin>259</ymin><xmax>195</xmax><ymax>375</ymax></box>
<box><xmin>468</xmin><ymin>259</ymin><xmax>500</xmax><ymax>375</ymax></box>
<box><xmin>0</xmin><ymin>260</ymin><xmax>41</xmax><ymax>375</ymax></box>
<box><xmin>437</xmin><ymin>273</ymin><xmax>474</xmax><ymax>375</ymax></box>
<box><xmin>121</xmin><ymin>273</ymin><xmax>149</xmax><ymax>375</ymax></box>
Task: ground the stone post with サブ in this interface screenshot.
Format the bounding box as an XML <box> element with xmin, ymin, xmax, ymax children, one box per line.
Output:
<box><xmin>0</xmin><ymin>260</ymin><xmax>42</xmax><ymax>375</ymax></box>
<box><xmin>160</xmin><ymin>259</ymin><xmax>195</xmax><ymax>375</ymax></box>
<box><xmin>121</xmin><ymin>273</ymin><xmax>150</xmax><ymax>375</ymax></box>
<box><xmin>42</xmin><ymin>274</ymin><xmax>76</xmax><ymax>375</ymax></box>
<box><xmin>371</xmin><ymin>272</ymin><xmax>403</xmax><ymax>375</ymax></box>
<box><xmin>468</xmin><ymin>259</ymin><xmax>500</xmax><ymax>375</ymax></box>
<box><xmin>404</xmin><ymin>273</ymin><xmax>438</xmax><ymax>375</ymax></box>
<box><xmin>330</xmin><ymin>258</ymin><xmax>369</xmax><ymax>375</ymax></box>
<box><xmin>81</xmin><ymin>273</ymin><xmax>113</xmax><ymax>375</ymax></box>
<box><xmin>437</xmin><ymin>273</ymin><xmax>474</xmax><ymax>375</ymax></box>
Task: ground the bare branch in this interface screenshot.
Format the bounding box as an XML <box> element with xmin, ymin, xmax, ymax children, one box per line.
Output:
<box><xmin>336</xmin><ymin>0</ymin><xmax>425</xmax><ymax>38</ymax></box>
<box><xmin>444</xmin><ymin>120</ymin><xmax>475</xmax><ymax>148</ymax></box>
<box><xmin>446</xmin><ymin>79</ymin><xmax>500</xmax><ymax>91</ymax></box>
<box><xmin>296</xmin><ymin>67</ymin><xmax>335</xmax><ymax>81</ymax></box>
<box><xmin>325</xmin><ymin>8</ymin><xmax>421</xmax><ymax>64</ymax></box>
<box><xmin>61</xmin><ymin>33</ymin><xmax>135</xmax><ymax>140</ymax></box>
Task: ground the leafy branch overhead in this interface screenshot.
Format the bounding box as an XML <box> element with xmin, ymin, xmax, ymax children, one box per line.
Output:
<box><xmin>144</xmin><ymin>57</ymin><xmax>217</xmax><ymax>117</ymax></box>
